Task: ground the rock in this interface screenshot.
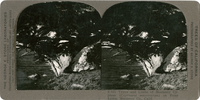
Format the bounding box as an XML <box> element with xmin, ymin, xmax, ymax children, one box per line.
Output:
<box><xmin>28</xmin><ymin>74</ymin><xmax>38</xmax><ymax>79</ymax></box>
<box><xmin>72</xmin><ymin>45</ymin><xmax>97</xmax><ymax>72</ymax></box>
<box><xmin>120</xmin><ymin>74</ymin><xmax>130</xmax><ymax>79</ymax></box>
<box><xmin>170</xmin><ymin>52</ymin><xmax>179</xmax><ymax>65</ymax></box>
<box><xmin>163</xmin><ymin>44</ymin><xmax>187</xmax><ymax>72</ymax></box>
<box><xmin>120</xmin><ymin>74</ymin><xmax>132</xmax><ymax>80</ymax></box>
<box><xmin>162</xmin><ymin>84</ymin><xmax>175</xmax><ymax>89</ymax></box>
<box><xmin>71</xmin><ymin>84</ymin><xmax>84</xmax><ymax>89</ymax></box>
<box><xmin>28</xmin><ymin>73</ymin><xmax>41</xmax><ymax>81</ymax></box>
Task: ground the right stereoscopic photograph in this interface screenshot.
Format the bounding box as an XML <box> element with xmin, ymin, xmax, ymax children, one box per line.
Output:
<box><xmin>101</xmin><ymin>2</ymin><xmax>187</xmax><ymax>90</ymax></box>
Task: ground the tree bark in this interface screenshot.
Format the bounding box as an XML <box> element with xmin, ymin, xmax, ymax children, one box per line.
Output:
<box><xmin>137</xmin><ymin>54</ymin><xmax>163</xmax><ymax>77</ymax></box>
<box><xmin>47</xmin><ymin>54</ymin><xmax>72</xmax><ymax>76</ymax></box>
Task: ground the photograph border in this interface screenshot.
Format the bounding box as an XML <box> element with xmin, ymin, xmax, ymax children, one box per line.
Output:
<box><xmin>0</xmin><ymin>0</ymin><xmax>199</xmax><ymax>100</ymax></box>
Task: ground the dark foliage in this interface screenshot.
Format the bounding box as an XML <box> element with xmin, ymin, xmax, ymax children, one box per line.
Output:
<box><xmin>102</xmin><ymin>2</ymin><xmax>187</xmax><ymax>60</ymax></box>
<box><xmin>179</xmin><ymin>47</ymin><xmax>187</xmax><ymax>64</ymax></box>
<box><xmin>86</xmin><ymin>42</ymin><xmax>101</xmax><ymax>67</ymax></box>
<box><xmin>17</xmin><ymin>2</ymin><xmax>101</xmax><ymax>61</ymax></box>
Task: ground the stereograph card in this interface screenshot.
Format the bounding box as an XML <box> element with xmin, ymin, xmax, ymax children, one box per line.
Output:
<box><xmin>0</xmin><ymin>0</ymin><xmax>199</xmax><ymax>100</ymax></box>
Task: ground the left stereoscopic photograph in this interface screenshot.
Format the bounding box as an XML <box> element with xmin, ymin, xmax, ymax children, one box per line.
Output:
<box><xmin>16</xmin><ymin>2</ymin><xmax>102</xmax><ymax>90</ymax></box>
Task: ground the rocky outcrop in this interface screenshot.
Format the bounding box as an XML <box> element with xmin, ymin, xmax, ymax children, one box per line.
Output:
<box><xmin>72</xmin><ymin>44</ymin><xmax>98</xmax><ymax>72</ymax></box>
<box><xmin>163</xmin><ymin>44</ymin><xmax>187</xmax><ymax>72</ymax></box>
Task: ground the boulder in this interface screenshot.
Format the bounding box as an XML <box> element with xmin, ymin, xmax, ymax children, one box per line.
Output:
<box><xmin>163</xmin><ymin>44</ymin><xmax>187</xmax><ymax>72</ymax></box>
<box><xmin>71</xmin><ymin>84</ymin><xmax>84</xmax><ymax>89</ymax></box>
<box><xmin>162</xmin><ymin>84</ymin><xmax>175</xmax><ymax>89</ymax></box>
<box><xmin>72</xmin><ymin>45</ymin><xmax>96</xmax><ymax>72</ymax></box>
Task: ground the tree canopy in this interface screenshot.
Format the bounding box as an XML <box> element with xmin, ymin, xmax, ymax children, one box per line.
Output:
<box><xmin>17</xmin><ymin>1</ymin><xmax>187</xmax><ymax>72</ymax></box>
<box><xmin>17</xmin><ymin>2</ymin><xmax>102</xmax><ymax>61</ymax></box>
<box><xmin>102</xmin><ymin>2</ymin><xmax>187</xmax><ymax>60</ymax></box>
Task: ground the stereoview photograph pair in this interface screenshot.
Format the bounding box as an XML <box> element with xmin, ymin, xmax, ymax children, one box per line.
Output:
<box><xmin>1</xmin><ymin>1</ymin><xmax>199</xmax><ymax>100</ymax></box>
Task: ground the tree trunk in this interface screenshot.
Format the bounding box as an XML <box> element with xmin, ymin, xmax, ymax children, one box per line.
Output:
<box><xmin>47</xmin><ymin>54</ymin><xmax>72</xmax><ymax>76</ymax></box>
<box><xmin>138</xmin><ymin>54</ymin><xmax>163</xmax><ymax>77</ymax></box>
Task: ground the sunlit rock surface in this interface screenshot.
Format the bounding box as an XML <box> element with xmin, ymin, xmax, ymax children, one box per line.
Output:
<box><xmin>163</xmin><ymin>44</ymin><xmax>187</xmax><ymax>72</ymax></box>
<box><xmin>72</xmin><ymin>45</ymin><xmax>96</xmax><ymax>72</ymax></box>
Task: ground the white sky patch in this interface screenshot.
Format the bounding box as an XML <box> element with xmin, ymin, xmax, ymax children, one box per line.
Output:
<box><xmin>30</xmin><ymin>30</ymin><xmax>35</xmax><ymax>35</ymax></box>
<box><xmin>47</xmin><ymin>31</ymin><xmax>56</xmax><ymax>38</ymax></box>
<box><xmin>138</xmin><ymin>31</ymin><xmax>148</xmax><ymax>39</ymax></box>
<box><xmin>71</xmin><ymin>35</ymin><xmax>77</xmax><ymax>38</ymax></box>
<box><xmin>16</xmin><ymin>46</ymin><xmax>20</xmax><ymax>49</ymax></box>
<box><xmin>42</xmin><ymin>74</ymin><xmax>47</xmax><ymax>77</ymax></box>
<box><xmin>101</xmin><ymin>46</ymin><xmax>112</xmax><ymax>49</ymax></box>
<box><xmin>59</xmin><ymin>40</ymin><xmax>69</xmax><ymax>43</ymax></box>
<box><xmin>162</xmin><ymin>36</ymin><xmax>168</xmax><ymax>38</ymax></box>
<box><xmin>151</xmin><ymin>40</ymin><xmax>161</xmax><ymax>43</ymax></box>
<box><xmin>82</xmin><ymin>8</ymin><xmax>95</xmax><ymax>12</ymax></box>
<box><xmin>174</xmin><ymin>9</ymin><xmax>181</xmax><ymax>12</ymax></box>
<box><xmin>16</xmin><ymin>42</ymin><xmax>23</xmax><ymax>46</ymax></box>
<box><xmin>36</xmin><ymin>25</ymin><xmax>43</xmax><ymax>30</ymax></box>
<box><xmin>101</xmin><ymin>41</ymin><xmax>115</xmax><ymax>46</ymax></box>
<box><xmin>132</xmin><ymin>40</ymin><xmax>139</xmax><ymax>42</ymax></box>
<box><xmin>30</xmin><ymin>32</ymin><xmax>34</xmax><ymax>35</ymax></box>
<box><xmin>90</xmin><ymin>33</ymin><xmax>95</xmax><ymax>37</ymax></box>
<box><xmin>101</xmin><ymin>41</ymin><xmax>110</xmax><ymax>45</ymax></box>
<box><xmin>128</xmin><ymin>25</ymin><xmax>135</xmax><ymax>30</ymax></box>
<box><xmin>110</xmin><ymin>43</ymin><xmax>115</xmax><ymax>46</ymax></box>
<box><xmin>16</xmin><ymin>42</ymin><xmax>23</xmax><ymax>49</ymax></box>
